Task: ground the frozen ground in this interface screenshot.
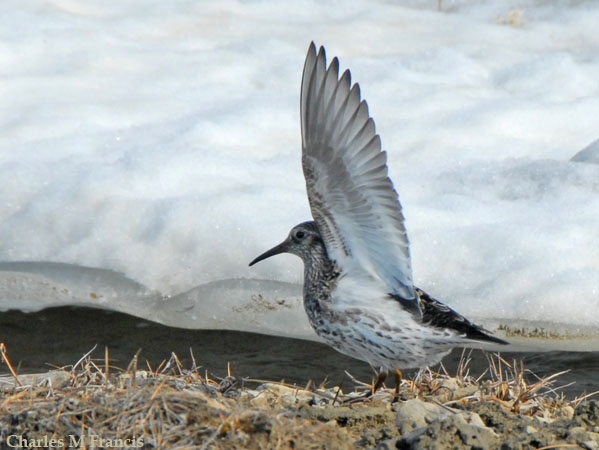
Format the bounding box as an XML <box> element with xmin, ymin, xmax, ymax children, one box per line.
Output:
<box><xmin>0</xmin><ymin>0</ymin><xmax>598</xmax><ymax>347</ymax></box>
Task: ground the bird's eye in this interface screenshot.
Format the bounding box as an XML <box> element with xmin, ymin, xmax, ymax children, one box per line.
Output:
<box><xmin>295</xmin><ymin>230</ymin><xmax>306</xmax><ymax>239</ymax></box>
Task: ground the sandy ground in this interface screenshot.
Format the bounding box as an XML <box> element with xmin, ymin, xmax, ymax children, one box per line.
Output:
<box><xmin>0</xmin><ymin>350</ymin><xmax>598</xmax><ymax>449</ymax></box>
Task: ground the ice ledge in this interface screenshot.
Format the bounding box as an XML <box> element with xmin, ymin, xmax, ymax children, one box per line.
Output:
<box><xmin>0</xmin><ymin>261</ymin><xmax>598</xmax><ymax>351</ymax></box>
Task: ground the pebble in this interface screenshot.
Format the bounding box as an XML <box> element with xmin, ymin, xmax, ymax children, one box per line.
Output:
<box><xmin>395</xmin><ymin>399</ymin><xmax>494</xmax><ymax>436</ymax></box>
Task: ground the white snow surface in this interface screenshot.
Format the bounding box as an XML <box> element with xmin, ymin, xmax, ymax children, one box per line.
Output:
<box><xmin>1</xmin><ymin>0</ymin><xmax>598</xmax><ymax>347</ymax></box>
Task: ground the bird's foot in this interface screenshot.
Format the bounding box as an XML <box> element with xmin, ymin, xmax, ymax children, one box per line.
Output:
<box><xmin>343</xmin><ymin>369</ymin><xmax>388</xmax><ymax>404</ymax></box>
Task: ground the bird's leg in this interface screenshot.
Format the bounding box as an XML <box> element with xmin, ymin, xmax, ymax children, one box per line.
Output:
<box><xmin>393</xmin><ymin>369</ymin><xmax>402</xmax><ymax>402</ymax></box>
<box><xmin>344</xmin><ymin>368</ymin><xmax>387</xmax><ymax>403</ymax></box>
<box><xmin>371</xmin><ymin>368</ymin><xmax>388</xmax><ymax>395</ymax></box>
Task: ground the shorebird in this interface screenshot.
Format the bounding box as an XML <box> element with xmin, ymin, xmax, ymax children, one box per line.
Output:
<box><xmin>250</xmin><ymin>43</ymin><xmax>508</xmax><ymax>395</ymax></box>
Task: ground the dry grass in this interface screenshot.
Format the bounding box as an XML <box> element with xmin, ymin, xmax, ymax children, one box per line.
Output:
<box><xmin>0</xmin><ymin>345</ymin><xmax>354</xmax><ymax>449</ymax></box>
<box><xmin>400</xmin><ymin>349</ymin><xmax>596</xmax><ymax>419</ymax></box>
<box><xmin>0</xmin><ymin>344</ymin><xmax>596</xmax><ymax>449</ymax></box>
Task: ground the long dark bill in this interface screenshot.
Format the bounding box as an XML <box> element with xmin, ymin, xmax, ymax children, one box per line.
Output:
<box><xmin>248</xmin><ymin>240</ymin><xmax>289</xmax><ymax>266</ymax></box>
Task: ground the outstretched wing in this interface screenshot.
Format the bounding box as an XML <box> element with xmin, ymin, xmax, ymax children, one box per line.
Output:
<box><xmin>301</xmin><ymin>42</ymin><xmax>417</xmax><ymax>303</ymax></box>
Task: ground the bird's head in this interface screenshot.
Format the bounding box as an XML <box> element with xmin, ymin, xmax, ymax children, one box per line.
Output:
<box><xmin>249</xmin><ymin>221</ymin><xmax>322</xmax><ymax>266</ymax></box>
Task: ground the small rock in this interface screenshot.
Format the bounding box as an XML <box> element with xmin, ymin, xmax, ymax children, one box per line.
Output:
<box><xmin>460</xmin><ymin>411</ymin><xmax>487</xmax><ymax>428</ymax></box>
<box><xmin>396</xmin><ymin>399</ymin><xmax>488</xmax><ymax>435</ymax></box>
<box><xmin>397</xmin><ymin>414</ymin><xmax>498</xmax><ymax>449</ymax></box>
<box><xmin>524</xmin><ymin>425</ymin><xmax>538</xmax><ymax>434</ymax></box>
<box><xmin>375</xmin><ymin>439</ymin><xmax>396</xmax><ymax>450</ymax></box>
<box><xmin>396</xmin><ymin>399</ymin><xmax>450</xmax><ymax>434</ymax></box>
<box><xmin>569</xmin><ymin>429</ymin><xmax>599</xmax><ymax>450</ymax></box>
<box><xmin>456</xmin><ymin>420</ymin><xmax>498</xmax><ymax>447</ymax></box>
<box><xmin>561</xmin><ymin>405</ymin><xmax>575</xmax><ymax>419</ymax></box>
<box><xmin>434</xmin><ymin>379</ymin><xmax>480</xmax><ymax>403</ymax></box>
<box><xmin>439</xmin><ymin>378</ymin><xmax>458</xmax><ymax>391</ymax></box>
<box><xmin>453</xmin><ymin>384</ymin><xmax>479</xmax><ymax>399</ymax></box>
